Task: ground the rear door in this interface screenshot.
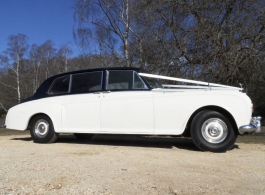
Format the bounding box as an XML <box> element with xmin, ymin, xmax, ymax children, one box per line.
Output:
<box><xmin>61</xmin><ymin>71</ymin><xmax>103</xmax><ymax>133</ymax></box>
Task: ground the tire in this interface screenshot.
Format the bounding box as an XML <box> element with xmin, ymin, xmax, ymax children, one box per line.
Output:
<box><xmin>73</xmin><ymin>133</ymin><xmax>94</xmax><ymax>140</ymax></box>
<box><xmin>30</xmin><ymin>115</ymin><xmax>59</xmax><ymax>143</ymax></box>
<box><xmin>190</xmin><ymin>110</ymin><xmax>237</xmax><ymax>152</ymax></box>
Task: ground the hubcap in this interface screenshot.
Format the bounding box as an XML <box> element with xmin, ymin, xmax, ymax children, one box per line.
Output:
<box><xmin>34</xmin><ymin>119</ymin><xmax>49</xmax><ymax>138</ymax></box>
<box><xmin>201</xmin><ymin>118</ymin><xmax>228</xmax><ymax>143</ymax></box>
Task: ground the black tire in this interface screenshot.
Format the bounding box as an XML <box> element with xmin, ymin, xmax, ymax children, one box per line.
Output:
<box><xmin>30</xmin><ymin>115</ymin><xmax>58</xmax><ymax>143</ymax></box>
<box><xmin>73</xmin><ymin>133</ymin><xmax>94</xmax><ymax>140</ymax></box>
<box><xmin>190</xmin><ymin>110</ymin><xmax>237</xmax><ymax>152</ymax></box>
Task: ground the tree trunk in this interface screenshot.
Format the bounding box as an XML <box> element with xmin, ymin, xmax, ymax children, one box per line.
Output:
<box><xmin>16</xmin><ymin>56</ymin><xmax>21</xmax><ymax>103</ymax></box>
<box><xmin>124</xmin><ymin>0</ymin><xmax>130</xmax><ymax>67</ymax></box>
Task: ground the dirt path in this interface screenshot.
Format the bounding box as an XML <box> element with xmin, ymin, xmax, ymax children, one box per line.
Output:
<box><xmin>1</xmin><ymin>133</ymin><xmax>265</xmax><ymax>195</ymax></box>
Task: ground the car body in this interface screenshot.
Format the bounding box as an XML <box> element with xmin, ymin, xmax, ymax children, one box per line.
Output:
<box><xmin>4</xmin><ymin>67</ymin><xmax>261</xmax><ymax>152</ymax></box>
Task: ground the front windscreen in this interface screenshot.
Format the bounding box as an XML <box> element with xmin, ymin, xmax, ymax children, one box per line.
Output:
<box><xmin>144</xmin><ymin>77</ymin><xmax>163</xmax><ymax>89</ymax></box>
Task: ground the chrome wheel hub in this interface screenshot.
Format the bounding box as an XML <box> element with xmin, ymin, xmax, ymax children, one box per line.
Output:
<box><xmin>34</xmin><ymin>119</ymin><xmax>49</xmax><ymax>138</ymax></box>
<box><xmin>201</xmin><ymin>118</ymin><xmax>228</xmax><ymax>143</ymax></box>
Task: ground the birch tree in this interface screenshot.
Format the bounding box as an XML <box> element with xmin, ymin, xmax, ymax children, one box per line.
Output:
<box><xmin>0</xmin><ymin>34</ymin><xmax>28</xmax><ymax>103</ymax></box>
<box><xmin>29</xmin><ymin>40</ymin><xmax>56</xmax><ymax>92</ymax></box>
<box><xmin>58</xmin><ymin>43</ymin><xmax>73</xmax><ymax>72</ymax></box>
<box><xmin>74</xmin><ymin>0</ymin><xmax>132</xmax><ymax>67</ymax></box>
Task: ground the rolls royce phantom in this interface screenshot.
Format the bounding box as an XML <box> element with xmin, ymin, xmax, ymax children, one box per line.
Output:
<box><xmin>4</xmin><ymin>67</ymin><xmax>261</xmax><ymax>152</ymax></box>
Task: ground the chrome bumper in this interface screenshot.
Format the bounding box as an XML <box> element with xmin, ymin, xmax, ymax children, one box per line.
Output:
<box><xmin>1</xmin><ymin>122</ymin><xmax>6</xmax><ymax>128</ymax></box>
<box><xmin>239</xmin><ymin>116</ymin><xmax>262</xmax><ymax>134</ymax></box>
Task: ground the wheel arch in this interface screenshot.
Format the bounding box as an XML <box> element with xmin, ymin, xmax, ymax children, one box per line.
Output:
<box><xmin>27</xmin><ymin>113</ymin><xmax>52</xmax><ymax>130</ymax></box>
<box><xmin>183</xmin><ymin>106</ymin><xmax>239</xmax><ymax>136</ymax></box>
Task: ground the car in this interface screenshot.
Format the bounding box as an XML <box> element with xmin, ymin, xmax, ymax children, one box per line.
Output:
<box><xmin>4</xmin><ymin>67</ymin><xmax>262</xmax><ymax>152</ymax></box>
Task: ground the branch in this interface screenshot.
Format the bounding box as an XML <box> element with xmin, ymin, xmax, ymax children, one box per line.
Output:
<box><xmin>0</xmin><ymin>80</ymin><xmax>17</xmax><ymax>90</ymax></box>
<box><xmin>0</xmin><ymin>102</ymin><xmax>7</xmax><ymax>112</ymax></box>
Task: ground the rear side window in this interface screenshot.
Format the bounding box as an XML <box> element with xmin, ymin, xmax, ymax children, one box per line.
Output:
<box><xmin>48</xmin><ymin>75</ymin><xmax>70</xmax><ymax>94</ymax></box>
<box><xmin>71</xmin><ymin>71</ymin><xmax>103</xmax><ymax>93</ymax></box>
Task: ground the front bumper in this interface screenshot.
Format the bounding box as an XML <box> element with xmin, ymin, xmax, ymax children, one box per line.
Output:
<box><xmin>239</xmin><ymin>116</ymin><xmax>262</xmax><ymax>134</ymax></box>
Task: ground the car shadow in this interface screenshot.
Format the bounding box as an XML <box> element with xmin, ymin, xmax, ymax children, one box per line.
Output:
<box><xmin>10</xmin><ymin>135</ymin><xmax>242</xmax><ymax>152</ymax></box>
<box><xmin>57</xmin><ymin>134</ymin><xmax>201</xmax><ymax>151</ymax></box>
<box><xmin>10</xmin><ymin>134</ymin><xmax>200</xmax><ymax>151</ymax></box>
<box><xmin>10</xmin><ymin>137</ymin><xmax>33</xmax><ymax>141</ymax></box>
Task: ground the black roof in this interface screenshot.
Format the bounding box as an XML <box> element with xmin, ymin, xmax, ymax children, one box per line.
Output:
<box><xmin>48</xmin><ymin>67</ymin><xmax>140</xmax><ymax>80</ymax></box>
<box><xmin>25</xmin><ymin>67</ymin><xmax>140</xmax><ymax>102</ymax></box>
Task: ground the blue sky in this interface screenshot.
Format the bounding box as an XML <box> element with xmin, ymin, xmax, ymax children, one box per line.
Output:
<box><xmin>0</xmin><ymin>0</ymin><xmax>80</xmax><ymax>56</ymax></box>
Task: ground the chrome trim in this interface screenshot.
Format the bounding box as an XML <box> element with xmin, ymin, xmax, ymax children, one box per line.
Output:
<box><xmin>133</xmin><ymin>71</ymin><xmax>135</xmax><ymax>89</ymax></box>
<box><xmin>105</xmin><ymin>70</ymin><xmax>109</xmax><ymax>90</ymax></box>
<box><xmin>34</xmin><ymin>119</ymin><xmax>49</xmax><ymax>138</ymax></box>
<box><xmin>1</xmin><ymin>122</ymin><xmax>6</xmax><ymax>128</ymax></box>
<box><xmin>68</xmin><ymin>74</ymin><xmax>73</xmax><ymax>93</ymax></box>
<box><xmin>201</xmin><ymin>118</ymin><xmax>228</xmax><ymax>143</ymax></box>
<box><xmin>100</xmin><ymin>71</ymin><xmax>103</xmax><ymax>90</ymax></box>
<box><xmin>239</xmin><ymin>116</ymin><xmax>262</xmax><ymax>134</ymax></box>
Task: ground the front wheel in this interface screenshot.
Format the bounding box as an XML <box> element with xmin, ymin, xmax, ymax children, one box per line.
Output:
<box><xmin>30</xmin><ymin>115</ymin><xmax>58</xmax><ymax>143</ymax></box>
<box><xmin>190</xmin><ymin>110</ymin><xmax>237</xmax><ymax>152</ymax></box>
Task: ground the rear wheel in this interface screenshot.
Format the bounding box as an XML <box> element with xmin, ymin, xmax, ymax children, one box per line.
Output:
<box><xmin>30</xmin><ymin>115</ymin><xmax>58</xmax><ymax>143</ymax></box>
<box><xmin>73</xmin><ymin>133</ymin><xmax>94</xmax><ymax>140</ymax></box>
<box><xmin>190</xmin><ymin>110</ymin><xmax>237</xmax><ymax>152</ymax></box>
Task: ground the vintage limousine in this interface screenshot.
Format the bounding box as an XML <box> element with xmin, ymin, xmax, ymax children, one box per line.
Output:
<box><xmin>4</xmin><ymin>67</ymin><xmax>262</xmax><ymax>152</ymax></box>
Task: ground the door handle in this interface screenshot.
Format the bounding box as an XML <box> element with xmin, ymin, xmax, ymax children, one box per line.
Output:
<box><xmin>103</xmin><ymin>91</ymin><xmax>111</xmax><ymax>93</ymax></box>
<box><xmin>93</xmin><ymin>92</ymin><xmax>102</xmax><ymax>94</ymax></box>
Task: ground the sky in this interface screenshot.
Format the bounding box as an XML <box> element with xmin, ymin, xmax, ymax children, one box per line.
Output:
<box><xmin>0</xmin><ymin>0</ymin><xmax>80</xmax><ymax>56</ymax></box>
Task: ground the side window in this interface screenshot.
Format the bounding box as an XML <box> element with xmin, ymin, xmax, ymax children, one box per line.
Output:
<box><xmin>133</xmin><ymin>72</ymin><xmax>148</xmax><ymax>89</ymax></box>
<box><xmin>71</xmin><ymin>71</ymin><xmax>103</xmax><ymax>93</ymax></box>
<box><xmin>107</xmin><ymin>70</ymin><xmax>148</xmax><ymax>90</ymax></box>
<box><xmin>48</xmin><ymin>75</ymin><xmax>70</xmax><ymax>94</ymax></box>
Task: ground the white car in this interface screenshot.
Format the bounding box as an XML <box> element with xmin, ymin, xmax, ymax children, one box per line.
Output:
<box><xmin>4</xmin><ymin>67</ymin><xmax>261</xmax><ymax>152</ymax></box>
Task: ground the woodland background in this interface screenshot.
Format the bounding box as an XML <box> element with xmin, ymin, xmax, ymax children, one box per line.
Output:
<box><xmin>0</xmin><ymin>0</ymin><xmax>265</xmax><ymax>116</ymax></box>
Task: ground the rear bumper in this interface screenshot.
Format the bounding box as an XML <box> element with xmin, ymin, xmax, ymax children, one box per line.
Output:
<box><xmin>1</xmin><ymin>122</ymin><xmax>6</xmax><ymax>128</ymax></box>
<box><xmin>239</xmin><ymin>116</ymin><xmax>262</xmax><ymax>134</ymax></box>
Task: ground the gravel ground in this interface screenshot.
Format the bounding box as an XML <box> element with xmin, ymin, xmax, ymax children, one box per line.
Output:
<box><xmin>1</xmin><ymin>129</ymin><xmax>265</xmax><ymax>195</ymax></box>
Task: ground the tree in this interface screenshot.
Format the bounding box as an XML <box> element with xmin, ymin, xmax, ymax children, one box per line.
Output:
<box><xmin>74</xmin><ymin>0</ymin><xmax>134</xmax><ymax>67</ymax></box>
<box><xmin>73</xmin><ymin>0</ymin><xmax>265</xmax><ymax>115</ymax></box>
<box><xmin>29</xmin><ymin>40</ymin><xmax>57</xmax><ymax>92</ymax></box>
<box><xmin>0</xmin><ymin>34</ymin><xmax>28</xmax><ymax>103</ymax></box>
<box><xmin>57</xmin><ymin>43</ymin><xmax>73</xmax><ymax>72</ymax></box>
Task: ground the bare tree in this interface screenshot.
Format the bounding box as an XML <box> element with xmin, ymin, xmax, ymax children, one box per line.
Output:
<box><xmin>57</xmin><ymin>43</ymin><xmax>73</xmax><ymax>72</ymax></box>
<box><xmin>0</xmin><ymin>34</ymin><xmax>28</xmax><ymax>103</ymax></box>
<box><xmin>29</xmin><ymin>40</ymin><xmax>57</xmax><ymax>92</ymax></box>
<box><xmin>74</xmin><ymin>0</ymin><xmax>134</xmax><ymax>67</ymax></box>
